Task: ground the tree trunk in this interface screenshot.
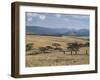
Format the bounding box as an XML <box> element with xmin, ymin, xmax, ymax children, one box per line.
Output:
<box><xmin>71</xmin><ymin>51</ymin><xmax>72</xmax><ymax>55</ymax></box>
<box><xmin>56</xmin><ymin>46</ymin><xmax>57</xmax><ymax>49</ymax></box>
<box><xmin>86</xmin><ymin>50</ymin><xmax>88</xmax><ymax>55</ymax></box>
<box><xmin>75</xmin><ymin>51</ymin><xmax>77</xmax><ymax>55</ymax></box>
<box><xmin>63</xmin><ymin>51</ymin><xmax>65</xmax><ymax>54</ymax></box>
<box><xmin>54</xmin><ymin>46</ymin><xmax>57</xmax><ymax>50</ymax></box>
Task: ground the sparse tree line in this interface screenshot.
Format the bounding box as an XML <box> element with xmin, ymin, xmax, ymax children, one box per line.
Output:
<box><xmin>26</xmin><ymin>42</ymin><xmax>89</xmax><ymax>55</ymax></box>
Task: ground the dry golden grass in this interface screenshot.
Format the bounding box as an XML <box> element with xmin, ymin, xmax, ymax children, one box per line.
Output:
<box><xmin>26</xmin><ymin>35</ymin><xmax>88</xmax><ymax>48</ymax></box>
<box><xmin>26</xmin><ymin>35</ymin><xmax>89</xmax><ymax>67</ymax></box>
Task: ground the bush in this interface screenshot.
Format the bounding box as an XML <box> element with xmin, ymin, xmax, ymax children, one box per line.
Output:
<box><xmin>52</xmin><ymin>43</ymin><xmax>61</xmax><ymax>50</ymax></box>
<box><xmin>67</xmin><ymin>42</ymin><xmax>80</xmax><ymax>55</ymax></box>
<box><xmin>39</xmin><ymin>47</ymin><xmax>47</xmax><ymax>53</ymax></box>
<box><xmin>26</xmin><ymin>43</ymin><xmax>34</xmax><ymax>51</ymax></box>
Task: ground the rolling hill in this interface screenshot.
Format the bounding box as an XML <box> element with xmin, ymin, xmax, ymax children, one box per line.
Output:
<box><xmin>26</xmin><ymin>26</ymin><xmax>89</xmax><ymax>36</ymax></box>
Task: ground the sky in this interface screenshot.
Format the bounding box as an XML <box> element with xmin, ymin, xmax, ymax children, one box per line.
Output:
<box><xmin>26</xmin><ymin>12</ymin><xmax>90</xmax><ymax>30</ymax></box>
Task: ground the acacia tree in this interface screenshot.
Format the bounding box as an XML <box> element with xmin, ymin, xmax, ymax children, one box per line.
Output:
<box><xmin>26</xmin><ymin>43</ymin><xmax>34</xmax><ymax>51</ymax></box>
<box><xmin>73</xmin><ymin>43</ymin><xmax>80</xmax><ymax>54</ymax></box>
<box><xmin>84</xmin><ymin>42</ymin><xmax>89</xmax><ymax>55</ymax></box>
<box><xmin>67</xmin><ymin>42</ymin><xmax>80</xmax><ymax>55</ymax></box>
<box><xmin>84</xmin><ymin>42</ymin><xmax>89</xmax><ymax>47</ymax></box>
<box><xmin>45</xmin><ymin>46</ymin><xmax>54</xmax><ymax>50</ymax></box>
<box><xmin>52</xmin><ymin>43</ymin><xmax>61</xmax><ymax>50</ymax></box>
<box><xmin>39</xmin><ymin>47</ymin><xmax>47</xmax><ymax>53</ymax></box>
<box><xmin>67</xmin><ymin>46</ymin><xmax>73</xmax><ymax>55</ymax></box>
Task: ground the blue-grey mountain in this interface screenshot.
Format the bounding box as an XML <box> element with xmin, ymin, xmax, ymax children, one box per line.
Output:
<box><xmin>26</xmin><ymin>26</ymin><xmax>89</xmax><ymax>36</ymax></box>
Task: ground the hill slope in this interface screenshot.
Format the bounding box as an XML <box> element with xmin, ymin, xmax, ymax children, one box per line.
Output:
<box><xmin>26</xmin><ymin>26</ymin><xmax>89</xmax><ymax>36</ymax></box>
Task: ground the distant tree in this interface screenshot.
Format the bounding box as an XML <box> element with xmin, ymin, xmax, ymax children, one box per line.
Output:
<box><xmin>45</xmin><ymin>46</ymin><xmax>54</xmax><ymax>50</ymax></box>
<box><xmin>52</xmin><ymin>43</ymin><xmax>61</xmax><ymax>50</ymax></box>
<box><xmin>67</xmin><ymin>42</ymin><xmax>80</xmax><ymax>55</ymax></box>
<box><xmin>63</xmin><ymin>50</ymin><xmax>66</xmax><ymax>54</ymax></box>
<box><xmin>78</xmin><ymin>42</ymin><xmax>89</xmax><ymax>47</ymax></box>
<box><xmin>56</xmin><ymin>47</ymin><xmax>63</xmax><ymax>51</ymax></box>
<box><xmin>84</xmin><ymin>42</ymin><xmax>89</xmax><ymax>47</ymax></box>
<box><xmin>67</xmin><ymin>46</ymin><xmax>73</xmax><ymax>55</ymax></box>
<box><xmin>78</xmin><ymin>43</ymin><xmax>84</xmax><ymax>47</ymax></box>
<box><xmin>39</xmin><ymin>47</ymin><xmax>47</xmax><ymax>53</ymax></box>
<box><xmin>84</xmin><ymin>42</ymin><xmax>89</xmax><ymax>55</ymax></box>
<box><xmin>85</xmin><ymin>50</ymin><xmax>88</xmax><ymax>55</ymax></box>
<box><xmin>26</xmin><ymin>43</ymin><xmax>34</xmax><ymax>51</ymax></box>
<box><xmin>73</xmin><ymin>43</ymin><xmax>80</xmax><ymax>54</ymax></box>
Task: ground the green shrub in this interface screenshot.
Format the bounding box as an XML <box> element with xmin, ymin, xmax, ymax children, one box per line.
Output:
<box><xmin>26</xmin><ymin>43</ymin><xmax>34</xmax><ymax>51</ymax></box>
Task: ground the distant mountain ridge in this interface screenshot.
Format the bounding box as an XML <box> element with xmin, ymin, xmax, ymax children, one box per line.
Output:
<box><xmin>26</xmin><ymin>26</ymin><xmax>89</xmax><ymax>36</ymax></box>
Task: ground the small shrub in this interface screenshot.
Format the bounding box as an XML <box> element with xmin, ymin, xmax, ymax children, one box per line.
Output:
<box><xmin>39</xmin><ymin>47</ymin><xmax>47</xmax><ymax>53</ymax></box>
<box><xmin>26</xmin><ymin>43</ymin><xmax>34</xmax><ymax>51</ymax></box>
<box><xmin>52</xmin><ymin>43</ymin><xmax>61</xmax><ymax>50</ymax></box>
<box><xmin>45</xmin><ymin>46</ymin><xmax>54</xmax><ymax>50</ymax></box>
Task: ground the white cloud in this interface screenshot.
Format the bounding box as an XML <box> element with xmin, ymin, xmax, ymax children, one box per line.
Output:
<box><xmin>27</xmin><ymin>13</ymin><xmax>39</xmax><ymax>17</ymax></box>
<box><xmin>56</xmin><ymin>14</ymin><xmax>61</xmax><ymax>18</ymax></box>
<box><xmin>27</xmin><ymin>13</ymin><xmax>33</xmax><ymax>17</ymax></box>
<box><xmin>27</xmin><ymin>13</ymin><xmax>46</xmax><ymax>22</ymax></box>
<box><xmin>64</xmin><ymin>18</ymin><xmax>70</xmax><ymax>21</ymax></box>
<box><xmin>39</xmin><ymin>15</ymin><xmax>46</xmax><ymax>20</ymax></box>
<box><xmin>70</xmin><ymin>15</ymin><xmax>89</xmax><ymax>19</ymax></box>
<box><xmin>27</xmin><ymin>17</ymin><xmax>32</xmax><ymax>22</ymax></box>
<box><xmin>32</xmin><ymin>13</ymin><xmax>39</xmax><ymax>17</ymax></box>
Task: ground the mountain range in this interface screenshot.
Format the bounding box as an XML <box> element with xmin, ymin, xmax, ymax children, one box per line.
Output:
<box><xmin>26</xmin><ymin>26</ymin><xmax>89</xmax><ymax>36</ymax></box>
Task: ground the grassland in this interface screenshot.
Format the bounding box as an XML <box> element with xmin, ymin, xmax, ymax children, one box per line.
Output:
<box><xmin>26</xmin><ymin>35</ymin><xmax>89</xmax><ymax>67</ymax></box>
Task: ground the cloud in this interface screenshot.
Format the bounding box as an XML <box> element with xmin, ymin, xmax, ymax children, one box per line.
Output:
<box><xmin>27</xmin><ymin>13</ymin><xmax>39</xmax><ymax>17</ymax></box>
<box><xmin>26</xmin><ymin>13</ymin><xmax>47</xmax><ymax>23</ymax></box>
<box><xmin>26</xmin><ymin>13</ymin><xmax>89</xmax><ymax>29</ymax></box>
<box><xmin>64</xmin><ymin>18</ymin><xmax>70</xmax><ymax>21</ymax></box>
<box><xmin>27</xmin><ymin>13</ymin><xmax>33</xmax><ymax>17</ymax></box>
<box><xmin>69</xmin><ymin>15</ymin><xmax>89</xmax><ymax>20</ymax></box>
<box><xmin>55</xmin><ymin>14</ymin><xmax>61</xmax><ymax>18</ymax></box>
<box><xmin>27</xmin><ymin>17</ymin><xmax>32</xmax><ymax>22</ymax></box>
<box><xmin>32</xmin><ymin>13</ymin><xmax>39</xmax><ymax>17</ymax></box>
<box><xmin>39</xmin><ymin>15</ymin><xmax>46</xmax><ymax>20</ymax></box>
